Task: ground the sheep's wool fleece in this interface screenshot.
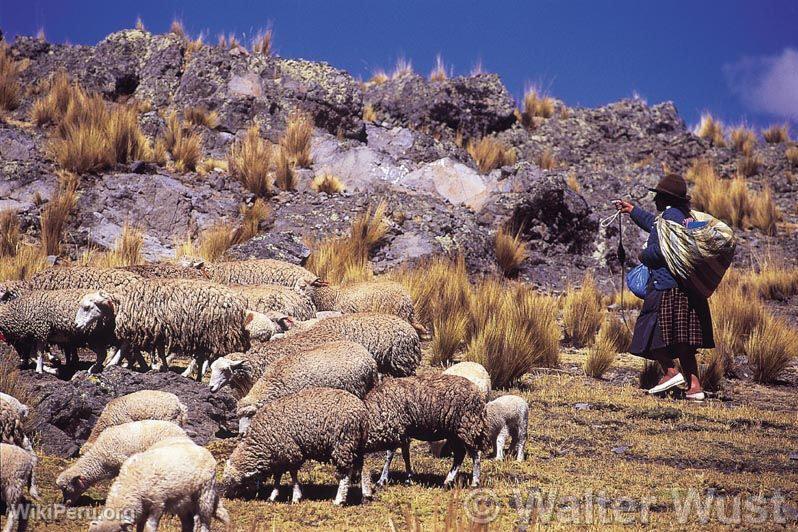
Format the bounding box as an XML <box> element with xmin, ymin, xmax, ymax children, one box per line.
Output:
<box><xmin>0</xmin><ymin>400</ymin><xmax>27</xmax><ymax>448</ymax></box>
<box><xmin>314</xmin><ymin>280</ymin><xmax>416</xmax><ymax>321</ymax></box>
<box><xmin>120</xmin><ymin>263</ymin><xmax>209</xmax><ymax>280</ymax></box>
<box><xmin>0</xmin><ymin>443</ymin><xmax>35</xmax><ymax>500</ymax></box>
<box><xmin>26</xmin><ymin>267</ymin><xmax>142</xmax><ymax>291</ymax></box>
<box><xmin>206</xmin><ymin>259</ymin><xmax>319</xmax><ymax>287</ymax></box>
<box><xmin>229</xmin><ymin>284</ymin><xmax>316</xmax><ymax>321</ymax></box>
<box><xmin>84</xmin><ymin>390</ymin><xmax>187</xmax><ymax>446</ymax></box>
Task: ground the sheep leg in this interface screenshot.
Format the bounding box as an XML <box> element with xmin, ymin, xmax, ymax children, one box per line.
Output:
<box><xmin>143</xmin><ymin>508</ymin><xmax>163</xmax><ymax>532</ymax></box>
<box><xmin>268</xmin><ymin>472</ymin><xmax>283</xmax><ymax>502</ymax></box>
<box><xmin>444</xmin><ymin>447</ymin><xmax>466</xmax><ymax>487</ymax></box>
<box><xmin>377</xmin><ymin>449</ymin><xmax>396</xmax><ymax>486</ymax></box>
<box><xmin>87</xmin><ymin>345</ymin><xmax>107</xmax><ymax>374</ymax></box>
<box><xmin>181</xmin><ymin>358</ymin><xmax>197</xmax><ymax>379</ymax></box>
<box><xmin>200</xmin><ymin>358</ymin><xmax>210</xmax><ymax>379</ymax></box>
<box><xmin>400</xmin><ymin>440</ymin><xmax>414</xmax><ymax>484</ymax></box>
<box><xmin>513</xmin><ymin>423</ymin><xmax>527</xmax><ymax>461</ymax></box>
<box><xmin>333</xmin><ymin>474</ymin><xmax>351</xmax><ymax>506</ymax></box>
<box><xmin>106</xmin><ymin>343</ymin><xmax>128</xmax><ymax>367</ymax></box>
<box><xmin>194</xmin><ymin>355</ymin><xmax>207</xmax><ymax>382</ymax></box>
<box><xmin>35</xmin><ymin>341</ymin><xmax>57</xmax><ymax>374</ymax></box>
<box><xmin>290</xmin><ymin>469</ymin><xmax>302</xmax><ymax>504</ymax></box>
<box><xmin>495</xmin><ymin>427</ymin><xmax>509</xmax><ymax>460</ymax></box>
<box><xmin>132</xmin><ymin>350</ymin><xmax>150</xmax><ymax>371</ymax></box>
<box><xmin>3</xmin><ymin>505</ymin><xmax>17</xmax><ymax>532</ymax></box>
<box><xmin>355</xmin><ymin>454</ymin><xmax>372</xmax><ymax>500</ymax></box>
<box><xmin>469</xmin><ymin>449</ymin><xmax>481</xmax><ymax>487</ymax></box>
<box><xmin>179</xmin><ymin>513</ymin><xmax>195</xmax><ymax>532</ymax></box>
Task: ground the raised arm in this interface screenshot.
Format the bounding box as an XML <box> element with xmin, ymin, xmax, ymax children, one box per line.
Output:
<box><xmin>629</xmin><ymin>206</ymin><xmax>656</xmax><ymax>233</ymax></box>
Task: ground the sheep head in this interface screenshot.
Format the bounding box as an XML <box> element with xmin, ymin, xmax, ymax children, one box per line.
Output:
<box><xmin>208</xmin><ymin>357</ymin><xmax>245</xmax><ymax>392</ymax></box>
<box><xmin>75</xmin><ymin>291</ymin><xmax>115</xmax><ymax>331</ymax></box>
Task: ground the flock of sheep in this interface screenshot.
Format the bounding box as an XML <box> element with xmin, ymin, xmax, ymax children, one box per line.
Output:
<box><xmin>0</xmin><ymin>257</ymin><xmax>530</xmax><ymax>531</ymax></box>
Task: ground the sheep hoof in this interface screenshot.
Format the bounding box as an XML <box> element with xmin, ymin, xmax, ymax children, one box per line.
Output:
<box><xmin>41</xmin><ymin>366</ymin><xmax>59</xmax><ymax>375</ymax></box>
<box><xmin>403</xmin><ymin>475</ymin><xmax>414</xmax><ymax>486</ymax></box>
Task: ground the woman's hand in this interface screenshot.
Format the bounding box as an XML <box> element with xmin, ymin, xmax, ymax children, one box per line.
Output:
<box><xmin>614</xmin><ymin>199</ymin><xmax>634</xmax><ymax>214</ymax></box>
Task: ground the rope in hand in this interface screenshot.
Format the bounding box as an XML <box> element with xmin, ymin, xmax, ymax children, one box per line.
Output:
<box><xmin>599</xmin><ymin>208</ymin><xmax>632</xmax><ymax>333</ymax></box>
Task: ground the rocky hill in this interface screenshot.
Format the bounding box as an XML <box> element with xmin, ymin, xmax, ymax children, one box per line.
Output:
<box><xmin>2</xmin><ymin>27</ymin><xmax>797</xmax><ymax>290</ymax></box>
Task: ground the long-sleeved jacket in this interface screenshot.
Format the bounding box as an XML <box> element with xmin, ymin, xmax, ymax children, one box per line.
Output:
<box><xmin>630</xmin><ymin>205</ymin><xmax>689</xmax><ymax>291</ymax></box>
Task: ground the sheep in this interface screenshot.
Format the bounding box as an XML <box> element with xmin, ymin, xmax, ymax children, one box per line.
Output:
<box><xmin>0</xmin><ymin>443</ymin><xmax>39</xmax><ymax>532</ymax></box>
<box><xmin>26</xmin><ymin>266</ymin><xmax>142</xmax><ymax>291</ymax></box>
<box><xmin>0</xmin><ymin>399</ymin><xmax>32</xmax><ymax>451</ymax></box>
<box><xmin>119</xmin><ymin>261</ymin><xmax>209</xmax><ymax>280</ymax></box>
<box><xmin>0</xmin><ymin>288</ymin><xmax>118</xmax><ymax>374</ymax></box>
<box><xmin>363</xmin><ymin>374</ymin><xmax>487</xmax><ymax>489</ymax></box>
<box><xmin>81</xmin><ymin>390</ymin><xmax>188</xmax><ymax>454</ymax></box>
<box><xmin>0</xmin><ymin>392</ymin><xmax>28</xmax><ymax>420</ymax></box>
<box><xmin>205</xmin><ymin>258</ymin><xmax>327</xmax><ymax>288</ymax></box>
<box><xmin>57</xmin><ymin>420</ymin><xmax>188</xmax><ymax>505</ymax></box>
<box><xmin>75</xmin><ymin>278</ymin><xmax>253</xmax><ymax>379</ymax></box>
<box><xmin>486</xmin><ymin>395</ymin><xmax>529</xmax><ymax>461</ymax></box>
<box><xmin>443</xmin><ymin>361</ymin><xmax>491</xmax><ymax>399</ymax></box>
<box><xmin>221</xmin><ymin>387</ymin><xmax>369</xmax><ymax>505</ymax></box>
<box><xmin>208</xmin><ymin>312</ymin><xmax>421</xmax><ymax>396</ymax></box>
<box><xmin>228</xmin><ymin>283</ymin><xmax>316</xmax><ymax>321</ymax></box>
<box><xmin>236</xmin><ymin>341</ymin><xmax>378</xmax><ymax>434</ymax></box>
<box><xmin>312</xmin><ymin>280</ymin><xmax>429</xmax><ymax>336</ymax></box>
<box><xmin>88</xmin><ymin>438</ymin><xmax>228</xmax><ymax>532</ymax></box>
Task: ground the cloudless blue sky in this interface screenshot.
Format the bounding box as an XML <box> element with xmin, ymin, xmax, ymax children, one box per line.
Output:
<box><xmin>2</xmin><ymin>0</ymin><xmax>797</xmax><ymax>129</ymax></box>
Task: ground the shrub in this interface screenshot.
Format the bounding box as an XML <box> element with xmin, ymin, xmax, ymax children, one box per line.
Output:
<box><xmin>748</xmin><ymin>187</ymin><xmax>779</xmax><ymax>235</ymax></box>
<box><xmin>228</xmin><ymin>124</ymin><xmax>274</xmax><ymax>197</ymax></box>
<box><xmin>183</xmin><ymin>106</ymin><xmax>219</xmax><ymax>129</ymax></box>
<box><xmin>521</xmin><ymin>88</ymin><xmax>554</xmax><ymax>128</ymax></box>
<box><xmin>639</xmin><ymin>360</ymin><xmax>663</xmax><ymax>390</ymax></box>
<box><xmin>429</xmin><ymin>54</ymin><xmax>447</xmax><ymax>81</ymax></box>
<box><xmin>90</xmin><ymin>224</ymin><xmax>144</xmax><ymax>267</ymax></box>
<box><xmin>584</xmin><ymin>335</ymin><xmax>616</xmax><ymax>379</ymax></box>
<box><xmin>596</xmin><ymin>314</ymin><xmax>632</xmax><ymax>353</ymax></box>
<box><xmin>31</xmin><ymin>71</ymin><xmax>74</xmax><ymax>126</ymax></box>
<box><xmin>0</xmin><ymin>44</ymin><xmax>21</xmax><ymax>112</ymax></box>
<box><xmin>392</xmin><ymin>58</ymin><xmax>413</xmax><ymax>79</ymax></box>
<box><xmin>0</xmin><ymin>210</ymin><xmax>20</xmax><ymax>258</ymax></box>
<box><xmin>786</xmin><ymin>146</ymin><xmax>798</xmax><ymax>166</ymax></box>
<box><xmin>467</xmin><ymin>137</ymin><xmax>516</xmax><ymax>174</ymax></box>
<box><xmin>698</xmin><ymin>350</ymin><xmax>724</xmax><ymax>392</ymax></box>
<box><xmin>368</xmin><ymin>71</ymin><xmax>389</xmax><ymax>85</ymax></box>
<box><xmin>536</xmin><ymin>148</ymin><xmax>556</xmax><ymax>170</ymax></box>
<box><xmin>251</xmin><ymin>29</ymin><xmax>272</xmax><ymax>55</ymax></box>
<box><xmin>40</xmin><ymin>172</ymin><xmax>78</xmax><ymax>256</ymax></box>
<box><xmin>311</xmin><ymin>173</ymin><xmax>345</xmax><ymax>194</ymax></box>
<box><xmin>0</xmin><ymin>244</ymin><xmax>47</xmax><ymax>281</ymax></box>
<box><xmin>736</xmin><ymin>153</ymin><xmax>762</xmax><ymax>177</ymax></box>
<box><xmin>231</xmin><ymin>199</ymin><xmax>270</xmax><ymax>246</ymax></box>
<box><xmin>273</xmin><ymin>147</ymin><xmax>297</xmax><ymax>191</ymax></box>
<box><xmin>730</xmin><ymin>126</ymin><xmax>756</xmax><ymax>154</ymax></box>
<box><xmin>566</xmin><ymin>173</ymin><xmax>581</xmax><ymax>193</ymax></box>
<box><xmin>494</xmin><ymin>226</ymin><xmax>527</xmax><ymax>277</ymax></box>
<box><xmin>561</xmin><ymin>274</ymin><xmax>604</xmax><ymax>347</ymax></box>
<box><xmin>362</xmin><ymin>104</ymin><xmax>378</xmax><ymax>123</ymax></box>
<box><xmin>745</xmin><ymin>316</ymin><xmax>798</xmax><ymax>384</ymax></box>
<box><xmin>762</xmin><ymin>124</ymin><xmax>790</xmax><ymax>144</ymax></box>
<box><xmin>696</xmin><ymin>113</ymin><xmax>725</xmax><ymax>146</ymax></box>
<box><xmin>280</xmin><ymin>112</ymin><xmax>313</xmax><ymax>168</ymax></box>
<box><xmin>169</xmin><ymin>19</ymin><xmax>186</xmax><ymax>39</ymax></box>
<box><xmin>164</xmin><ymin>111</ymin><xmax>201</xmax><ymax>172</ymax></box>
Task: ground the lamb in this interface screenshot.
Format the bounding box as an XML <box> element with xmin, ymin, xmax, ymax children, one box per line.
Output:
<box><xmin>81</xmin><ymin>390</ymin><xmax>188</xmax><ymax>454</ymax></box>
<box><xmin>0</xmin><ymin>288</ymin><xmax>118</xmax><ymax>374</ymax></box>
<box><xmin>0</xmin><ymin>399</ymin><xmax>32</xmax><ymax>451</ymax></box>
<box><xmin>0</xmin><ymin>392</ymin><xmax>28</xmax><ymax>420</ymax></box>
<box><xmin>486</xmin><ymin>395</ymin><xmax>529</xmax><ymax>461</ymax></box>
<box><xmin>208</xmin><ymin>312</ymin><xmax>421</xmax><ymax>396</ymax></box>
<box><xmin>205</xmin><ymin>258</ymin><xmax>327</xmax><ymax>288</ymax></box>
<box><xmin>363</xmin><ymin>374</ymin><xmax>487</xmax><ymax>489</ymax></box>
<box><xmin>75</xmin><ymin>278</ymin><xmax>253</xmax><ymax>379</ymax></box>
<box><xmin>0</xmin><ymin>443</ymin><xmax>39</xmax><ymax>532</ymax></box>
<box><xmin>221</xmin><ymin>387</ymin><xmax>370</xmax><ymax>505</ymax></box>
<box><xmin>25</xmin><ymin>266</ymin><xmax>142</xmax><ymax>291</ymax></box>
<box><xmin>57</xmin><ymin>420</ymin><xmax>188</xmax><ymax>505</ymax></box>
<box><xmin>312</xmin><ymin>280</ymin><xmax>428</xmax><ymax>336</ymax></box>
<box><xmin>236</xmin><ymin>341</ymin><xmax>378</xmax><ymax>433</ymax></box>
<box><xmin>228</xmin><ymin>283</ymin><xmax>316</xmax><ymax>321</ymax></box>
<box><xmin>88</xmin><ymin>438</ymin><xmax>228</xmax><ymax>532</ymax></box>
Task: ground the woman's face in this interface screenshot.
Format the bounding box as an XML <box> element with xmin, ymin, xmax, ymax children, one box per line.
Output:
<box><xmin>654</xmin><ymin>194</ymin><xmax>668</xmax><ymax>212</ymax></box>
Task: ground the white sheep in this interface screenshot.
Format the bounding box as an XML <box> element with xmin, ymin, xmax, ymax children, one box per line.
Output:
<box><xmin>0</xmin><ymin>443</ymin><xmax>39</xmax><ymax>532</ymax></box>
<box><xmin>81</xmin><ymin>390</ymin><xmax>188</xmax><ymax>454</ymax></box>
<box><xmin>443</xmin><ymin>361</ymin><xmax>491</xmax><ymax>399</ymax></box>
<box><xmin>486</xmin><ymin>395</ymin><xmax>529</xmax><ymax>461</ymax></box>
<box><xmin>0</xmin><ymin>392</ymin><xmax>28</xmax><ymax>420</ymax></box>
<box><xmin>57</xmin><ymin>420</ymin><xmax>188</xmax><ymax>505</ymax></box>
<box><xmin>228</xmin><ymin>283</ymin><xmax>316</xmax><ymax>321</ymax></box>
<box><xmin>0</xmin><ymin>400</ymin><xmax>32</xmax><ymax>451</ymax></box>
<box><xmin>88</xmin><ymin>438</ymin><xmax>228</xmax><ymax>532</ymax></box>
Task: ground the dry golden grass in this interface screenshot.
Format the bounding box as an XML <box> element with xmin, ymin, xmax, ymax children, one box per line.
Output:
<box><xmin>135</xmin><ymin>17</ymin><xmax>145</xmax><ymax>31</ymax></box>
<box><xmin>183</xmin><ymin>106</ymin><xmax>219</xmax><ymax>129</ymax></box>
<box><xmin>251</xmin><ymin>29</ymin><xmax>272</xmax><ymax>55</ymax></box>
<box><xmin>151</xmin><ymin>137</ymin><xmax>168</xmax><ymax>166</ymax></box>
<box><xmin>362</xmin><ymin>103</ymin><xmax>378</xmax><ymax>123</ymax></box>
<box><xmin>785</xmin><ymin>145</ymin><xmax>798</xmax><ymax>167</ymax></box>
<box><xmin>762</xmin><ymin>124</ymin><xmax>790</xmax><ymax>144</ymax></box>
<box><xmin>169</xmin><ymin>19</ymin><xmax>186</xmax><ymax>39</ymax></box>
<box><xmin>392</xmin><ymin>58</ymin><xmax>413</xmax><ymax>78</ymax></box>
<box><xmin>730</xmin><ymin>126</ymin><xmax>756</xmax><ymax>154</ymax></box>
<box><xmin>280</xmin><ymin>112</ymin><xmax>313</xmax><ymax>168</ymax></box>
<box><xmin>273</xmin><ymin>147</ymin><xmax>297</xmax><ymax>191</ymax></box>
<box><xmin>196</xmin><ymin>158</ymin><xmax>228</xmax><ymax>176</ymax></box>
<box><xmin>0</xmin><ymin>44</ymin><xmax>21</xmax><ymax>112</ymax></box>
<box><xmin>565</xmin><ymin>173</ymin><xmax>581</xmax><ymax>193</ymax></box>
<box><xmin>710</xmin><ymin>283</ymin><xmax>768</xmax><ymax>375</ymax></box>
<box><xmin>40</xmin><ymin>172</ymin><xmax>78</xmax><ymax>256</ymax></box>
<box><xmin>584</xmin><ymin>334</ymin><xmax>616</xmax><ymax>379</ymax></box>
<box><xmin>31</xmin><ymin>71</ymin><xmax>73</xmax><ymax>126</ymax></box>
<box><xmin>368</xmin><ymin>70</ymin><xmax>389</xmax><ymax>85</ymax></box>
<box><xmin>311</xmin><ymin>173</ymin><xmax>345</xmax><ymax>194</ymax></box>
<box><xmin>695</xmin><ymin>113</ymin><xmax>725</xmax><ymax>146</ymax></box>
<box><xmin>0</xmin><ymin>210</ymin><xmax>20</xmax><ymax>259</ymax></box>
<box><xmin>698</xmin><ymin>349</ymin><xmax>724</xmax><ymax>392</ymax></box>
<box><xmin>185</xmin><ymin>36</ymin><xmax>204</xmax><ymax>57</ymax></box>
<box><xmin>228</xmin><ymin>124</ymin><xmax>274</xmax><ymax>197</ymax></box>
<box><xmin>605</xmin><ymin>287</ymin><xmax>644</xmax><ymax>310</ymax></box>
<box><xmin>536</xmin><ymin>148</ymin><xmax>556</xmax><ymax>170</ymax></box>
<box><xmin>521</xmin><ymin>88</ymin><xmax>555</xmax><ymax>128</ymax></box>
<box><xmin>728</xmin><ymin>263</ymin><xmax>798</xmax><ymax>301</ymax></box>
<box><xmin>198</xmin><ymin>224</ymin><xmax>235</xmax><ymax>262</ymax></box>
<box><xmin>164</xmin><ymin>111</ymin><xmax>202</xmax><ymax>172</ymax></box>
<box><xmin>561</xmin><ymin>274</ymin><xmax>604</xmax><ymax>347</ymax></box>
<box><xmin>596</xmin><ymin>313</ymin><xmax>632</xmax><ymax>353</ymax></box>
<box><xmin>429</xmin><ymin>54</ymin><xmax>448</xmax><ymax>81</ymax></box>
<box><xmin>493</xmin><ymin>226</ymin><xmax>527</xmax><ymax>277</ymax></box>
<box><xmin>231</xmin><ymin>199</ymin><xmax>270</xmax><ymax>246</ymax></box>
<box><xmin>736</xmin><ymin>153</ymin><xmax>762</xmax><ymax>177</ymax></box>
<box><xmin>89</xmin><ymin>224</ymin><xmax>144</xmax><ymax>268</ymax></box>
<box><xmin>745</xmin><ymin>316</ymin><xmax>798</xmax><ymax>384</ymax></box>
<box><xmin>0</xmin><ymin>243</ymin><xmax>47</xmax><ymax>281</ymax></box>
<box><xmin>748</xmin><ymin>186</ymin><xmax>779</xmax><ymax>235</ymax></box>
<box><xmin>467</xmin><ymin>137</ymin><xmax>516</xmax><ymax>174</ymax></box>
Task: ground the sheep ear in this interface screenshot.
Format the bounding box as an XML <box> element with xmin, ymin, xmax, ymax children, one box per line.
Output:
<box><xmin>244</xmin><ymin>311</ymin><xmax>255</xmax><ymax>326</ymax></box>
<box><xmin>96</xmin><ymin>291</ymin><xmax>115</xmax><ymax>313</ymax></box>
<box><xmin>230</xmin><ymin>360</ymin><xmax>245</xmax><ymax>369</ymax></box>
<box><xmin>74</xmin><ymin>476</ymin><xmax>86</xmax><ymax>489</ymax></box>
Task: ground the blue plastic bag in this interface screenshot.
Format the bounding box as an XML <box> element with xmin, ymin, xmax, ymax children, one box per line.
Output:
<box><xmin>626</xmin><ymin>264</ymin><xmax>649</xmax><ymax>299</ymax></box>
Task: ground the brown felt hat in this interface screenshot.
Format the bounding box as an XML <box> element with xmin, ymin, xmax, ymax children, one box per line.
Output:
<box><xmin>648</xmin><ymin>173</ymin><xmax>690</xmax><ymax>202</ymax></box>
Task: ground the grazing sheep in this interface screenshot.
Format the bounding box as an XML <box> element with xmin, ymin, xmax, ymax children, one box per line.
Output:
<box><xmin>81</xmin><ymin>390</ymin><xmax>188</xmax><ymax>454</ymax></box>
<box><xmin>0</xmin><ymin>443</ymin><xmax>39</xmax><ymax>532</ymax></box>
<box><xmin>88</xmin><ymin>438</ymin><xmax>228</xmax><ymax>532</ymax></box>
<box><xmin>57</xmin><ymin>420</ymin><xmax>188</xmax><ymax>505</ymax></box>
<box><xmin>75</xmin><ymin>278</ymin><xmax>253</xmax><ymax>379</ymax></box>
<box><xmin>443</xmin><ymin>362</ymin><xmax>491</xmax><ymax>399</ymax></box>
<box><xmin>486</xmin><ymin>395</ymin><xmax>529</xmax><ymax>461</ymax></box>
<box><xmin>205</xmin><ymin>258</ymin><xmax>326</xmax><ymax>288</ymax></box>
<box><xmin>364</xmin><ymin>374</ymin><xmax>486</xmax><ymax>489</ymax></box>
<box><xmin>209</xmin><ymin>312</ymin><xmax>421</xmax><ymax>396</ymax></box>
<box><xmin>221</xmin><ymin>387</ymin><xmax>369</xmax><ymax>505</ymax></box>
<box><xmin>228</xmin><ymin>283</ymin><xmax>316</xmax><ymax>321</ymax></box>
<box><xmin>26</xmin><ymin>266</ymin><xmax>142</xmax><ymax>291</ymax></box>
<box><xmin>0</xmin><ymin>392</ymin><xmax>28</xmax><ymax>419</ymax></box>
<box><xmin>237</xmin><ymin>341</ymin><xmax>379</xmax><ymax>433</ymax></box>
<box><xmin>120</xmin><ymin>262</ymin><xmax>209</xmax><ymax>280</ymax></box>
<box><xmin>0</xmin><ymin>400</ymin><xmax>32</xmax><ymax>451</ymax></box>
<box><xmin>312</xmin><ymin>280</ymin><xmax>428</xmax><ymax>336</ymax></box>
<box><xmin>0</xmin><ymin>288</ymin><xmax>118</xmax><ymax>374</ymax></box>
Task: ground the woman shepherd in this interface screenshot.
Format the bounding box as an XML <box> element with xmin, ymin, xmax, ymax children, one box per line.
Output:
<box><xmin>615</xmin><ymin>173</ymin><xmax>714</xmax><ymax>401</ymax></box>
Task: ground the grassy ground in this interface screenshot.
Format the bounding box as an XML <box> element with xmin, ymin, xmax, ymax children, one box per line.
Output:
<box><xmin>9</xmin><ymin>349</ymin><xmax>797</xmax><ymax>531</ymax></box>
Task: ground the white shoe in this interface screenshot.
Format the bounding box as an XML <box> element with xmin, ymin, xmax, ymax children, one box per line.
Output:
<box><xmin>685</xmin><ymin>391</ymin><xmax>706</xmax><ymax>402</ymax></box>
<box><xmin>648</xmin><ymin>373</ymin><xmax>686</xmax><ymax>395</ymax></box>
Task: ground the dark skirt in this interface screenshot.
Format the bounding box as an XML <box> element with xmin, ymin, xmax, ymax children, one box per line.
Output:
<box><xmin>629</xmin><ymin>285</ymin><xmax>714</xmax><ymax>358</ymax></box>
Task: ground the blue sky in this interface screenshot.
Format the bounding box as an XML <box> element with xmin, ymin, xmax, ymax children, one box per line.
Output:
<box><xmin>2</xmin><ymin>0</ymin><xmax>797</xmax><ymax>130</ymax></box>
